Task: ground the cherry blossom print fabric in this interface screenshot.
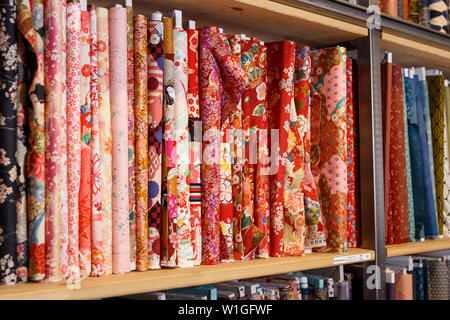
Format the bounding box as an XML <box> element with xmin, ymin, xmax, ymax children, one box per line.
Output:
<box><xmin>293</xmin><ymin>46</ymin><xmax>327</xmax><ymax>250</ymax></box>
<box><xmin>17</xmin><ymin>0</ymin><xmax>46</xmax><ymax>282</ymax></box>
<box><xmin>134</xmin><ymin>15</ymin><xmax>149</xmax><ymax>271</ymax></box>
<box><xmin>187</xmin><ymin>27</ymin><xmax>202</xmax><ymax>266</ymax></box>
<box><xmin>0</xmin><ymin>0</ymin><xmax>18</xmax><ymax>285</ymax></box>
<box><xmin>266</xmin><ymin>41</ymin><xmax>296</xmax><ymax>257</ymax></box>
<box><xmin>43</xmin><ymin>0</ymin><xmax>66</xmax><ymax>281</ymax></box>
<box><xmin>147</xmin><ymin>14</ymin><xmax>163</xmax><ymax>270</ymax></box>
<box><xmin>96</xmin><ymin>7</ymin><xmax>113</xmax><ymax>275</ymax></box>
<box><xmin>240</xmin><ymin>39</ymin><xmax>267</xmax><ymax>259</ymax></box>
<box><xmin>346</xmin><ymin>59</ymin><xmax>361</xmax><ymax>247</ymax></box>
<box><xmin>174</xmin><ymin>26</ymin><xmax>194</xmax><ymax>267</ymax></box>
<box><xmin>199</xmin><ymin>26</ymin><xmax>247</xmax><ymax>265</ymax></box>
<box><xmin>161</xmin><ymin>17</ymin><xmax>177</xmax><ymax>268</ymax></box>
<box><xmin>79</xmin><ymin>9</ymin><xmax>92</xmax><ymax>277</ymax></box>
<box><xmin>126</xmin><ymin>4</ymin><xmax>136</xmax><ymax>272</ymax></box>
<box><xmin>89</xmin><ymin>7</ymin><xmax>104</xmax><ymax>277</ymax></box>
<box><xmin>66</xmin><ymin>1</ymin><xmax>82</xmax><ymax>280</ymax></box>
<box><xmin>109</xmin><ymin>7</ymin><xmax>130</xmax><ymax>274</ymax></box>
<box><xmin>310</xmin><ymin>47</ymin><xmax>348</xmax><ymax>253</ymax></box>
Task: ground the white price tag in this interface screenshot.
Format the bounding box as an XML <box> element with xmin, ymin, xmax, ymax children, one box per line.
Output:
<box><xmin>333</xmin><ymin>253</ymin><xmax>371</xmax><ymax>265</ymax></box>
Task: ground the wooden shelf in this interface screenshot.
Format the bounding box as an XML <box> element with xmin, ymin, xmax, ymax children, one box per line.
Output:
<box><xmin>93</xmin><ymin>0</ymin><xmax>367</xmax><ymax>46</ymax></box>
<box><xmin>386</xmin><ymin>237</ymin><xmax>450</xmax><ymax>257</ymax></box>
<box><xmin>0</xmin><ymin>248</ymin><xmax>373</xmax><ymax>300</ymax></box>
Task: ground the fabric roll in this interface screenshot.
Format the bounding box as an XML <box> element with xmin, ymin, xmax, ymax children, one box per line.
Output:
<box><xmin>134</xmin><ymin>15</ymin><xmax>148</xmax><ymax>271</ymax></box>
<box><xmin>147</xmin><ymin>13</ymin><xmax>164</xmax><ymax>270</ymax></box>
<box><xmin>17</xmin><ymin>0</ymin><xmax>45</xmax><ymax>282</ymax></box>
<box><xmin>444</xmin><ymin>82</ymin><xmax>450</xmax><ymax>237</ymax></box>
<box><xmin>126</xmin><ymin>3</ymin><xmax>136</xmax><ymax>272</ymax></box>
<box><xmin>199</xmin><ymin>26</ymin><xmax>247</xmax><ymax>265</ymax></box>
<box><xmin>402</xmin><ymin>71</ymin><xmax>415</xmax><ymax>242</ymax></box>
<box><xmin>173</xmin><ymin>24</ymin><xmax>194</xmax><ymax>267</ymax></box>
<box><xmin>240</xmin><ymin>38</ymin><xmax>267</xmax><ymax>259</ymax></box>
<box><xmin>387</xmin><ymin>64</ymin><xmax>409</xmax><ymax>244</ymax></box>
<box><xmin>386</xmin><ymin>283</ymin><xmax>397</xmax><ymax>300</ymax></box>
<box><xmin>409</xmin><ymin>0</ymin><xmax>420</xmax><ymax>23</ymax></box>
<box><xmin>427</xmin><ymin>75</ymin><xmax>445</xmax><ymax>236</ymax></box>
<box><xmin>15</xmin><ymin>5</ymin><xmax>28</xmax><ymax>283</ymax></box>
<box><xmin>395</xmin><ymin>273</ymin><xmax>413</xmax><ymax>300</ymax></box>
<box><xmin>346</xmin><ymin>59</ymin><xmax>361</xmax><ymax>247</ymax></box>
<box><xmin>187</xmin><ymin>26</ymin><xmax>202</xmax><ymax>266</ymax></box>
<box><xmin>423</xmin><ymin>259</ymin><xmax>449</xmax><ymax>300</ymax></box>
<box><xmin>420</xmin><ymin>0</ymin><xmax>431</xmax><ymax>27</ymax></box>
<box><xmin>89</xmin><ymin>6</ymin><xmax>104</xmax><ymax>277</ymax></box>
<box><xmin>60</xmin><ymin>0</ymin><xmax>69</xmax><ymax>280</ymax></box>
<box><xmin>0</xmin><ymin>0</ymin><xmax>18</xmax><ymax>285</ymax></box>
<box><xmin>266</xmin><ymin>41</ymin><xmax>296</xmax><ymax>257</ymax></box>
<box><xmin>109</xmin><ymin>6</ymin><xmax>130</xmax><ymax>274</ymax></box>
<box><xmin>226</xmin><ymin>34</ymin><xmax>245</xmax><ymax>261</ymax></box>
<box><xmin>398</xmin><ymin>0</ymin><xmax>405</xmax><ymax>18</ymax></box>
<box><xmin>405</xmin><ymin>71</ymin><xmax>426</xmax><ymax>240</ymax></box>
<box><xmin>44</xmin><ymin>0</ymin><xmax>66</xmax><ymax>281</ymax></box>
<box><xmin>66</xmin><ymin>1</ymin><xmax>81</xmax><ymax>280</ymax></box>
<box><xmin>404</xmin><ymin>0</ymin><xmax>410</xmax><ymax>19</ymax></box>
<box><xmin>416</xmin><ymin>71</ymin><xmax>439</xmax><ymax>239</ymax></box>
<box><xmin>161</xmin><ymin>17</ymin><xmax>177</xmax><ymax>267</ymax></box>
<box><xmin>335</xmin><ymin>281</ymin><xmax>350</xmax><ymax>300</ymax></box>
<box><xmin>428</xmin><ymin>0</ymin><xmax>448</xmax><ymax>32</ymax></box>
<box><xmin>310</xmin><ymin>47</ymin><xmax>348</xmax><ymax>253</ymax></box>
<box><xmin>294</xmin><ymin>46</ymin><xmax>327</xmax><ymax>250</ymax></box>
<box><xmin>381</xmin><ymin>0</ymin><xmax>399</xmax><ymax>16</ymax></box>
<box><xmin>79</xmin><ymin>9</ymin><xmax>92</xmax><ymax>278</ymax></box>
<box><xmin>413</xmin><ymin>262</ymin><xmax>425</xmax><ymax>300</ymax></box>
<box><xmin>97</xmin><ymin>7</ymin><xmax>113</xmax><ymax>275</ymax></box>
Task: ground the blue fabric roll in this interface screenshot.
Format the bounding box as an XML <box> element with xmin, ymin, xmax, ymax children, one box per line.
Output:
<box><xmin>413</xmin><ymin>263</ymin><xmax>425</xmax><ymax>300</ymax></box>
<box><xmin>414</xmin><ymin>75</ymin><xmax>439</xmax><ymax>239</ymax></box>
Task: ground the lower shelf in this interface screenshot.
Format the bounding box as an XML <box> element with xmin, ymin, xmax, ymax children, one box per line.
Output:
<box><xmin>385</xmin><ymin>237</ymin><xmax>450</xmax><ymax>257</ymax></box>
<box><xmin>0</xmin><ymin>248</ymin><xmax>373</xmax><ymax>300</ymax></box>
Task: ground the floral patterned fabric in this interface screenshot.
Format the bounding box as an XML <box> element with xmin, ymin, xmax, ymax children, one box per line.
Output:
<box><xmin>66</xmin><ymin>2</ymin><xmax>81</xmax><ymax>280</ymax></box>
<box><xmin>79</xmin><ymin>9</ymin><xmax>92</xmax><ymax>277</ymax></box>
<box><xmin>266</xmin><ymin>41</ymin><xmax>295</xmax><ymax>257</ymax></box>
<box><xmin>293</xmin><ymin>46</ymin><xmax>327</xmax><ymax>250</ymax></box>
<box><xmin>161</xmin><ymin>17</ymin><xmax>177</xmax><ymax>267</ymax></box>
<box><xmin>199</xmin><ymin>26</ymin><xmax>247</xmax><ymax>265</ymax></box>
<box><xmin>147</xmin><ymin>15</ymin><xmax>163</xmax><ymax>270</ymax></box>
<box><xmin>134</xmin><ymin>14</ymin><xmax>148</xmax><ymax>271</ymax></box>
<box><xmin>240</xmin><ymin>39</ymin><xmax>268</xmax><ymax>259</ymax></box>
<box><xmin>109</xmin><ymin>7</ymin><xmax>130</xmax><ymax>274</ymax></box>
<box><xmin>174</xmin><ymin>26</ymin><xmax>194</xmax><ymax>267</ymax></box>
<box><xmin>126</xmin><ymin>4</ymin><xmax>136</xmax><ymax>272</ymax></box>
<box><xmin>444</xmin><ymin>83</ymin><xmax>450</xmax><ymax>237</ymax></box>
<box><xmin>0</xmin><ymin>0</ymin><xmax>18</xmax><ymax>285</ymax></box>
<box><xmin>187</xmin><ymin>26</ymin><xmax>202</xmax><ymax>266</ymax></box>
<box><xmin>310</xmin><ymin>47</ymin><xmax>348</xmax><ymax>253</ymax></box>
<box><xmin>90</xmin><ymin>7</ymin><xmax>104</xmax><ymax>277</ymax></box>
<box><xmin>44</xmin><ymin>0</ymin><xmax>66</xmax><ymax>281</ymax></box>
<box><xmin>97</xmin><ymin>7</ymin><xmax>113</xmax><ymax>275</ymax></box>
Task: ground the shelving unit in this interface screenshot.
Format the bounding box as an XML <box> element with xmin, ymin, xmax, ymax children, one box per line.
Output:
<box><xmin>386</xmin><ymin>238</ymin><xmax>450</xmax><ymax>258</ymax></box>
<box><xmin>0</xmin><ymin>249</ymin><xmax>374</xmax><ymax>300</ymax></box>
<box><xmin>2</xmin><ymin>0</ymin><xmax>448</xmax><ymax>300</ymax></box>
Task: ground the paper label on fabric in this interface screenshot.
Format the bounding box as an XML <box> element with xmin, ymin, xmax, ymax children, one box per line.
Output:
<box><xmin>332</xmin><ymin>253</ymin><xmax>371</xmax><ymax>265</ymax></box>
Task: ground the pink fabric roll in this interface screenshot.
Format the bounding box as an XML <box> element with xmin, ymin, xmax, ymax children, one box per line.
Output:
<box><xmin>89</xmin><ymin>6</ymin><xmax>104</xmax><ymax>277</ymax></box>
<box><xmin>109</xmin><ymin>6</ymin><xmax>130</xmax><ymax>274</ymax></box>
<box><xmin>66</xmin><ymin>1</ymin><xmax>81</xmax><ymax>280</ymax></box>
<box><xmin>44</xmin><ymin>0</ymin><xmax>66</xmax><ymax>281</ymax></box>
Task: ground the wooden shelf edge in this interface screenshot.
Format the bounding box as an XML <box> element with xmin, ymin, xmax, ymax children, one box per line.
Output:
<box><xmin>0</xmin><ymin>248</ymin><xmax>373</xmax><ymax>300</ymax></box>
<box><xmin>386</xmin><ymin>237</ymin><xmax>450</xmax><ymax>257</ymax></box>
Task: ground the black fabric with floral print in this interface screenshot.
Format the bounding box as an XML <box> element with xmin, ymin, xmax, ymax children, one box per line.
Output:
<box><xmin>0</xmin><ymin>0</ymin><xmax>18</xmax><ymax>285</ymax></box>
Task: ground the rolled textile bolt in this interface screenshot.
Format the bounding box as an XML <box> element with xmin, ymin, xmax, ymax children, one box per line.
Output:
<box><xmin>188</xmin><ymin>20</ymin><xmax>196</xmax><ymax>30</ymax></box>
<box><xmin>80</xmin><ymin>0</ymin><xmax>87</xmax><ymax>10</ymax></box>
<box><xmin>125</xmin><ymin>0</ymin><xmax>132</xmax><ymax>6</ymax></box>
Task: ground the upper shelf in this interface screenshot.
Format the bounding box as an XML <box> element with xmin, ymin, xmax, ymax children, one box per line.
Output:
<box><xmin>93</xmin><ymin>0</ymin><xmax>368</xmax><ymax>46</ymax></box>
<box><xmin>0</xmin><ymin>248</ymin><xmax>374</xmax><ymax>300</ymax></box>
<box><xmin>386</xmin><ymin>238</ymin><xmax>450</xmax><ymax>257</ymax></box>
